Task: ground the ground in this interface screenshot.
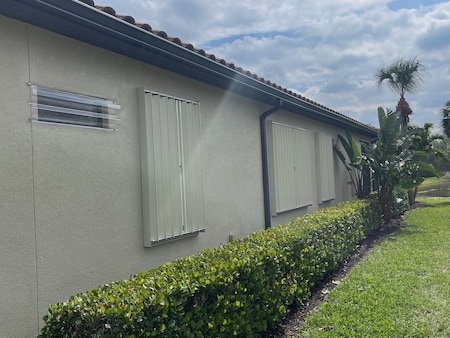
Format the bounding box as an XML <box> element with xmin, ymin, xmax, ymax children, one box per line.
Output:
<box><xmin>264</xmin><ymin>218</ymin><xmax>404</xmax><ymax>338</ymax></box>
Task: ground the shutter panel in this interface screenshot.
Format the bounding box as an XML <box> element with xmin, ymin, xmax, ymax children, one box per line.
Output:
<box><xmin>179</xmin><ymin>101</ymin><xmax>206</xmax><ymax>233</ymax></box>
<box><xmin>317</xmin><ymin>133</ymin><xmax>335</xmax><ymax>202</ymax></box>
<box><xmin>147</xmin><ymin>94</ymin><xmax>184</xmax><ymax>241</ymax></box>
<box><xmin>139</xmin><ymin>89</ymin><xmax>205</xmax><ymax>246</ymax></box>
<box><xmin>272</xmin><ymin>123</ymin><xmax>312</xmax><ymax>212</ymax></box>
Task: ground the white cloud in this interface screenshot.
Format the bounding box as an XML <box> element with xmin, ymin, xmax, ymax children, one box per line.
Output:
<box><xmin>97</xmin><ymin>0</ymin><xmax>450</xmax><ymax>133</ymax></box>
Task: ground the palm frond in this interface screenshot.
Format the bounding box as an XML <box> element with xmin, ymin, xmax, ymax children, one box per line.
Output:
<box><xmin>345</xmin><ymin>129</ymin><xmax>361</xmax><ymax>161</ymax></box>
<box><xmin>375</xmin><ymin>57</ymin><xmax>425</xmax><ymax>97</ymax></box>
<box><xmin>377</xmin><ymin>107</ymin><xmax>401</xmax><ymax>153</ymax></box>
<box><xmin>334</xmin><ymin>132</ymin><xmax>366</xmax><ymax>198</ymax></box>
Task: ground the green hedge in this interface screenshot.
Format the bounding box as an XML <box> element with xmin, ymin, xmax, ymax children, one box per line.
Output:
<box><xmin>39</xmin><ymin>198</ymin><xmax>381</xmax><ymax>337</ymax></box>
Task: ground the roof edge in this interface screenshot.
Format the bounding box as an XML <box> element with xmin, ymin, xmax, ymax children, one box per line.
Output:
<box><xmin>0</xmin><ymin>0</ymin><xmax>378</xmax><ymax>137</ymax></box>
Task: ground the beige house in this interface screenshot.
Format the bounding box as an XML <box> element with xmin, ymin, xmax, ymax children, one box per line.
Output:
<box><xmin>0</xmin><ymin>0</ymin><xmax>377</xmax><ymax>336</ymax></box>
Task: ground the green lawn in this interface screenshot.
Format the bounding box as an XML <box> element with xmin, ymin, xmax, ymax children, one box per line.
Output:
<box><xmin>419</xmin><ymin>176</ymin><xmax>449</xmax><ymax>188</ymax></box>
<box><xmin>298</xmin><ymin>198</ymin><xmax>450</xmax><ymax>338</ymax></box>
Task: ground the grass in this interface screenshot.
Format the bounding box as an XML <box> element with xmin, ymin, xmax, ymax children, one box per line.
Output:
<box><xmin>419</xmin><ymin>176</ymin><xmax>449</xmax><ymax>188</ymax></box>
<box><xmin>297</xmin><ymin>198</ymin><xmax>450</xmax><ymax>338</ymax></box>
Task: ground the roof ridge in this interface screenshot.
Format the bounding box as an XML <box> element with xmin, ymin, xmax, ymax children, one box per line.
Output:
<box><xmin>78</xmin><ymin>0</ymin><xmax>377</xmax><ymax>132</ymax></box>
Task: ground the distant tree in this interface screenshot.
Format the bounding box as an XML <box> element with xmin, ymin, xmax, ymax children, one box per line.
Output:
<box><xmin>404</xmin><ymin>123</ymin><xmax>444</xmax><ymax>204</ymax></box>
<box><xmin>409</xmin><ymin>123</ymin><xmax>446</xmax><ymax>159</ymax></box>
<box><xmin>442</xmin><ymin>101</ymin><xmax>450</xmax><ymax>138</ymax></box>
<box><xmin>436</xmin><ymin>139</ymin><xmax>450</xmax><ymax>173</ymax></box>
<box><xmin>375</xmin><ymin>57</ymin><xmax>425</xmax><ymax>135</ymax></box>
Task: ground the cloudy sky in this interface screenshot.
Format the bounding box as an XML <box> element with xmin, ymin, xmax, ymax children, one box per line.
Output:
<box><xmin>97</xmin><ymin>0</ymin><xmax>450</xmax><ymax>132</ymax></box>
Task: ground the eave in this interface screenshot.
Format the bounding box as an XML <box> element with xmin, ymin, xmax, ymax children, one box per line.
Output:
<box><xmin>0</xmin><ymin>0</ymin><xmax>378</xmax><ymax>138</ymax></box>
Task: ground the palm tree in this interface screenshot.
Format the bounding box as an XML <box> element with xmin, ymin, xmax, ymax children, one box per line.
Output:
<box><xmin>375</xmin><ymin>58</ymin><xmax>425</xmax><ymax>135</ymax></box>
<box><xmin>442</xmin><ymin>101</ymin><xmax>450</xmax><ymax>138</ymax></box>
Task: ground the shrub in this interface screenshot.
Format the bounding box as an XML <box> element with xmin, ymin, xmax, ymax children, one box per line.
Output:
<box><xmin>39</xmin><ymin>198</ymin><xmax>381</xmax><ymax>337</ymax></box>
<box><xmin>392</xmin><ymin>188</ymin><xmax>410</xmax><ymax>218</ymax></box>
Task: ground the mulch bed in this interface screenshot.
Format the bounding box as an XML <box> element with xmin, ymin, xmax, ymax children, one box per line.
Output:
<box><xmin>263</xmin><ymin>218</ymin><xmax>405</xmax><ymax>337</ymax></box>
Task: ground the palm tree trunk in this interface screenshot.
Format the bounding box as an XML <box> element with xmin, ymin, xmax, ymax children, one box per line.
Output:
<box><xmin>407</xmin><ymin>188</ymin><xmax>417</xmax><ymax>207</ymax></box>
<box><xmin>396</xmin><ymin>96</ymin><xmax>412</xmax><ymax>137</ymax></box>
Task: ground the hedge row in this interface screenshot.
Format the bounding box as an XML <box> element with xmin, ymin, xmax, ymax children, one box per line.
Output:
<box><xmin>39</xmin><ymin>198</ymin><xmax>381</xmax><ymax>337</ymax></box>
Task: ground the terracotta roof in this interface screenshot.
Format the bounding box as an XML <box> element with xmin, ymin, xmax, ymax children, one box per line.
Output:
<box><xmin>78</xmin><ymin>0</ymin><xmax>376</xmax><ymax>132</ymax></box>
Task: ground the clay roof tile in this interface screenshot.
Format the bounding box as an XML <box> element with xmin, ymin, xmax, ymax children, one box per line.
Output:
<box><xmin>137</xmin><ymin>23</ymin><xmax>152</xmax><ymax>32</ymax></box>
<box><xmin>100</xmin><ymin>6</ymin><xmax>115</xmax><ymax>15</ymax></box>
<box><xmin>89</xmin><ymin>3</ymin><xmax>376</xmax><ymax>131</ymax></box>
<box><xmin>156</xmin><ymin>30</ymin><xmax>168</xmax><ymax>39</ymax></box>
<box><xmin>171</xmin><ymin>37</ymin><xmax>182</xmax><ymax>45</ymax></box>
<box><xmin>118</xmin><ymin>15</ymin><xmax>135</xmax><ymax>24</ymax></box>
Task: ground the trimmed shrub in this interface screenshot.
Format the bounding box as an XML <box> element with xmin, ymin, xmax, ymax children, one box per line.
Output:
<box><xmin>39</xmin><ymin>198</ymin><xmax>381</xmax><ymax>337</ymax></box>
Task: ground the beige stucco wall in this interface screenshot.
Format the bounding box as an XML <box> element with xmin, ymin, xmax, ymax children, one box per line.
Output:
<box><xmin>0</xmin><ymin>15</ymin><xmax>371</xmax><ymax>337</ymax></box>
<box><xmin>268</xmin><ymin>111</ymin><xmax>368</xmax><ymax>225</ymax></box>
<box><xmin>0</xmin><ymin>18</ymin><xmax>39</xmax><ymax>337</ymax></box>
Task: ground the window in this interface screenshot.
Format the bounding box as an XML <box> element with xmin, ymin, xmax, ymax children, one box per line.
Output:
<box><xmin>269</xmin><ymin>122</ymin><xmax>312</xmax><ymax>213</ymax></box>
<box><xmin>316</xmin><ymin>132</ymin><xmax>335</xmax><ymax>203</ymax></box>
<box><xmin>30</xmin><ymin>84</ymin><xmax>120</xmax><ymax>130</ymax></box>
<box><xmin>138</xmin><ymin>89</ymin><xmax>205</xmax><ymax>246</ymax></box>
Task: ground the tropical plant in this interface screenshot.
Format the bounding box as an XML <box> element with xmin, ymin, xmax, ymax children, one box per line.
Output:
<box><xmin>442</xmin><ymin>101</ymin><xmax>450</xmax><ymax>138</ymax></box>
<box><xmin>362</xmin><ymin>108</ymin><xmax>443</xmax><ymax>221</ymax></box>
<box><xmin>404</xmin><ymin>123</ymin><xmax>444</xmax><ymax>203</ymax></box>
<box><xmin>333</xmin><ymin>130</ymin><xmax>369</xmax><ymax>199</ymax></box>
<box><xmin>362</xmin><ymin>107</ymin><xmax>409</xmax><ymax>223</ymax></box>
<box><xmin>409</xmin><ymin>123</ymin><xmax>445</xmax><ymax>156</ymax></box>
<box><xmin>408</xmin><ymin>123</ymin><xmax>446</xmax><ymax>169</ymax></box>
<box><xmin>375</xmin><ymin>57</ymin><xmax>425</xmax><ymax>135</ymax></box>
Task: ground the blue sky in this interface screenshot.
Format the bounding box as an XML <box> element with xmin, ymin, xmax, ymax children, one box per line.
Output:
<box><xmin>96</xmin><ymin>0</ymin><xmax>450</xmax><ymax>132</ymax></box>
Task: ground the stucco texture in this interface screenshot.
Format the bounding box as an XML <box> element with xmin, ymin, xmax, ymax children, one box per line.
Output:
<box><xmin>0</xmin><ymin>14</ymin><xmax>371</xmax><ymax>337</ymax></box>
